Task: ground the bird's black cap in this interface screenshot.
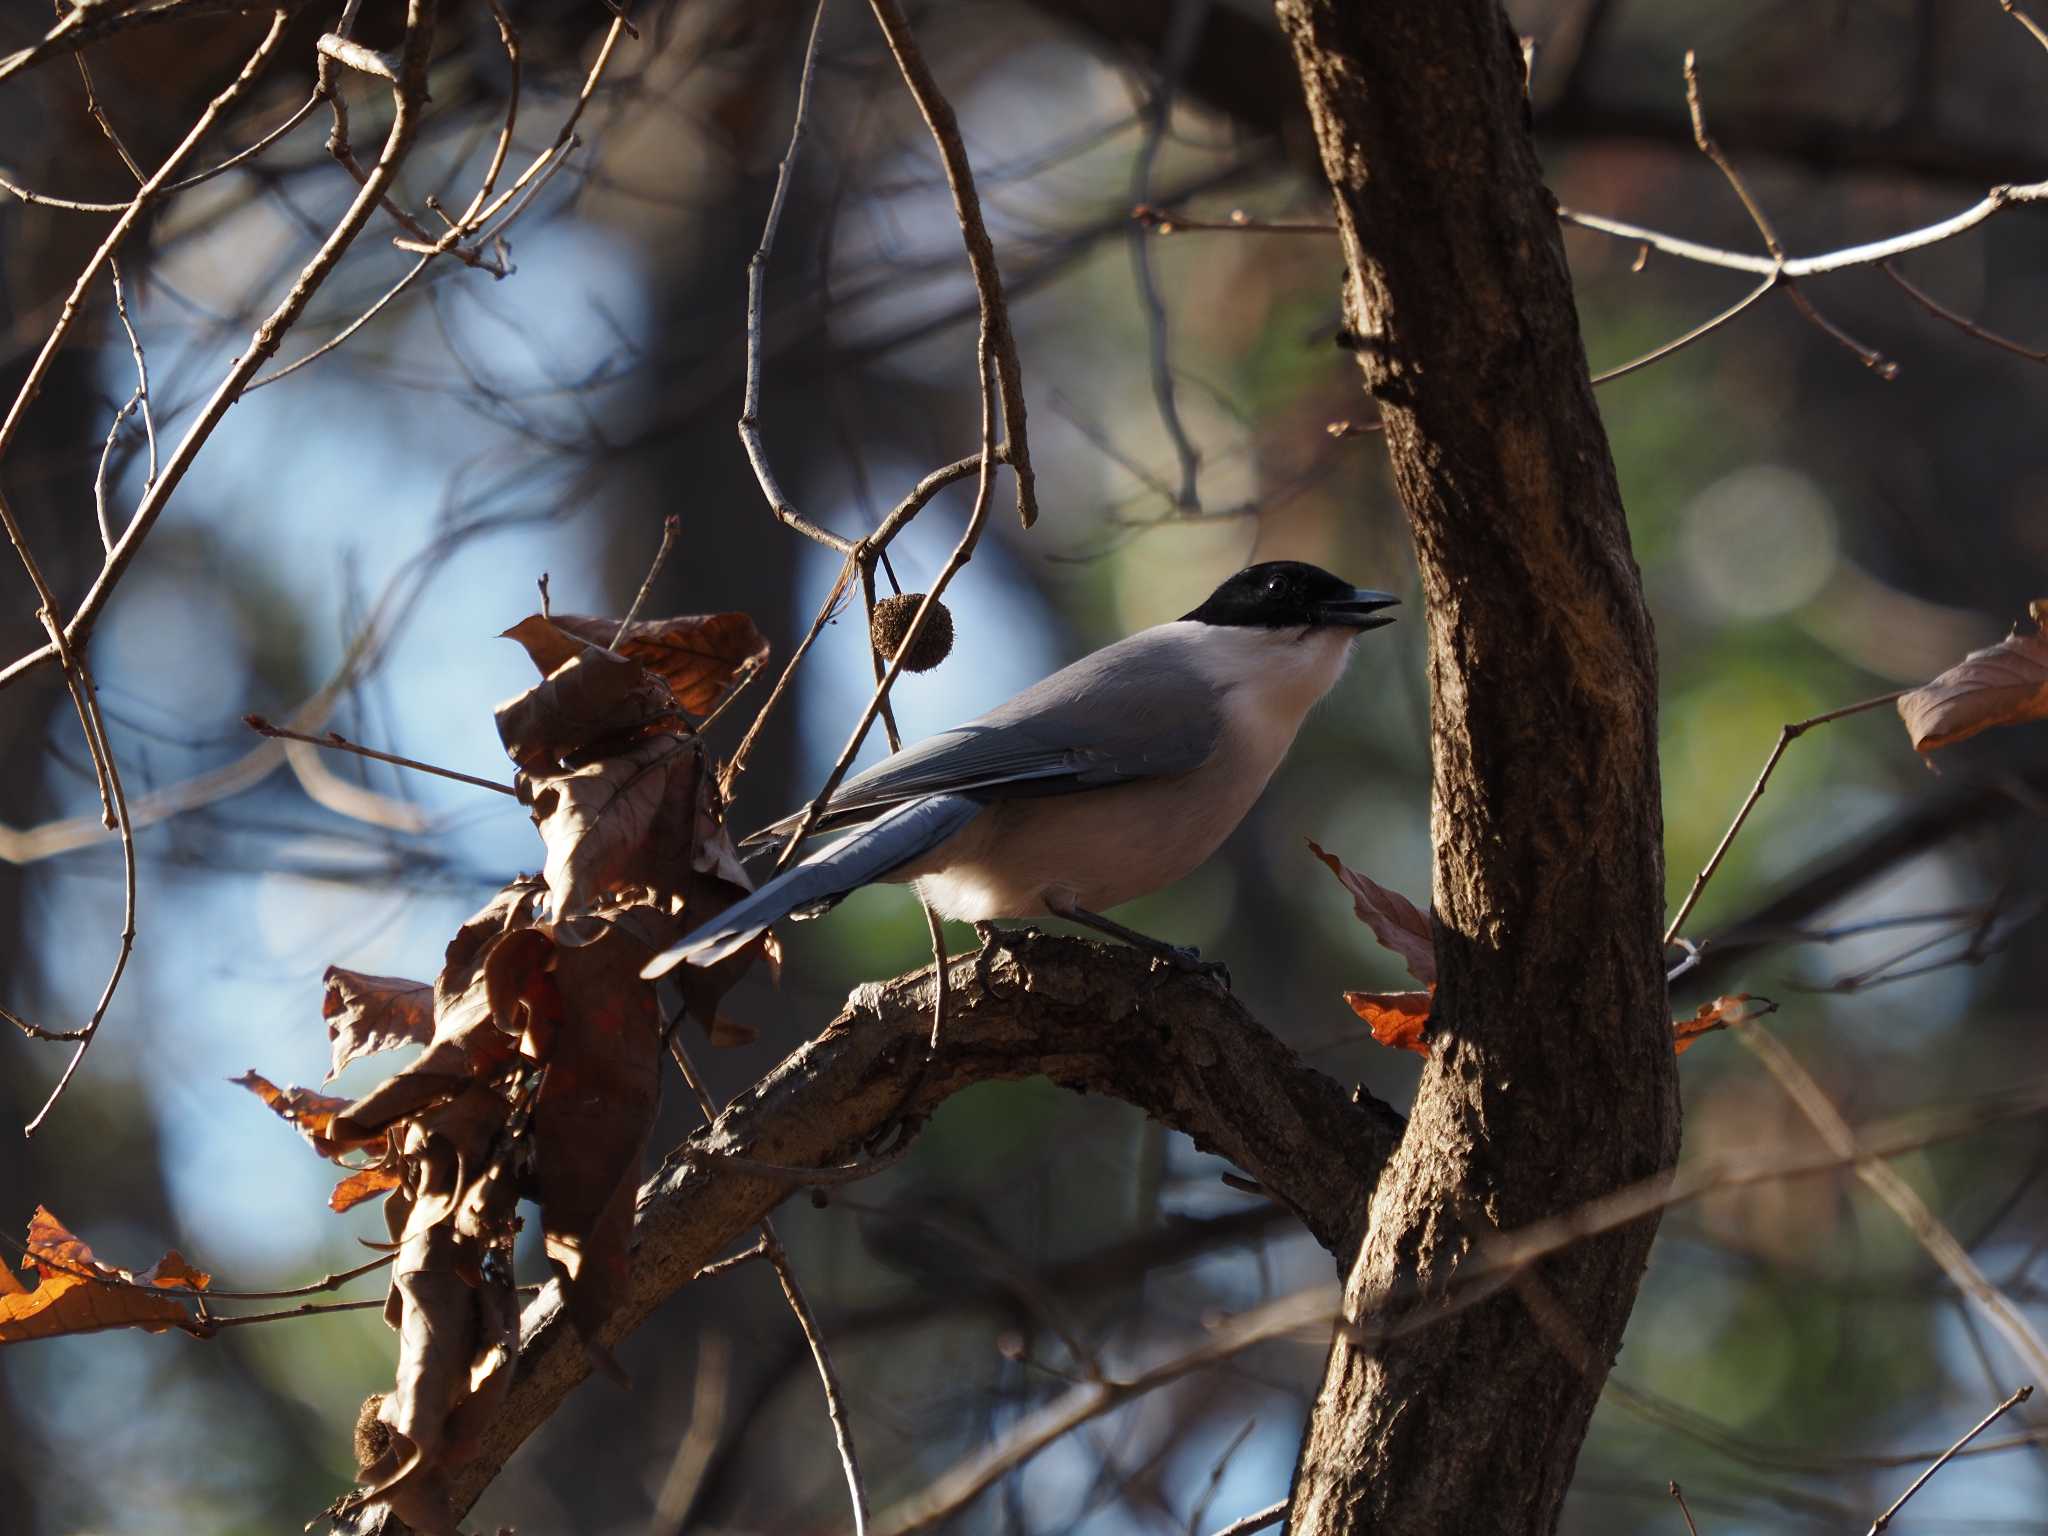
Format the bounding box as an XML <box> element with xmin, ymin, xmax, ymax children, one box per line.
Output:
<box><xmin>1182</xmin><ymin>561</ymin><xmax>1399</xmax><ymax>630</ymax></box>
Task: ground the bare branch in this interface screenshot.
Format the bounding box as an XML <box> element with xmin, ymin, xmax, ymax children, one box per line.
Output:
<box><xmin>1865</xmin><ymin>1384</ymin><xmax>2033</xmax><ymax>1534</ymax></box>
<box><xmin>1663</xmin><ymin>690</ymin><xmax>1905</xmax><ymax>946</ymax></box>
<box><xmin>868</xmin><ymin>0</ymin><xmax>1038</xmax><ymax>530</ymax></box>
<box><xmin>0</xmin><ymin>0</ymin><xmax>440</xmax><ymax>699</ymax></box>
<box><xmin>738</xmin><ymin>0</ymin><xmax>859</xmax><ymax>556</ymax></box>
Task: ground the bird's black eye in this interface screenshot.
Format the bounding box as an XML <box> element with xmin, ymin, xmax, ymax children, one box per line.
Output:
<box><xmin>1265</xmin><ymin>575</ymin><xmax>1285</xmax><ymax>594</ymax></box>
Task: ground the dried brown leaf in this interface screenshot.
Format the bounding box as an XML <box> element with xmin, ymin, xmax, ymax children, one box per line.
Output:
<box><xmin>1309</xmin><ymin>839</ymin><xmax>1436</xmax><ymax>984</ymax></box>
<box><xmin>495</xmin><ymin>618</ymin><xmax>675</xmax><ymax>770</ymax></box>
<box><xmin>324</xmin><ymin>968</ymin><xmax>434</xmax><ymax>1081</ymax></box>
<box><xmin>533</xmin><ymin>928</ymin><xmax>662</xmax><ymax>1348</ymax></box>
<box><xmin>331</xmin><ymin>1167</ymin><xmax>404</xmax><ymax>1213</ymax></box>
<box><xmin>550</xmin><ymin>611</ymin><xmax>770</xmax><ymax>716</ymax></box>
<box><xmin>234</xmin><ymin>1071</ymin><xmax>383</xmax><ymax>1160</ymax></box>
<box><xmin>1344</xmin><ymin>989</ymin><xmax>1434</xmax><ymax>1056</ymax></box>
<box><xmin>1898</xmin><ymin>606</ymin><xmax>2048</xmax><ymax>752</ymax></box>
<box><xmin>525</xmin><ymin>732</ymin><xmax>755</xmax><ymax>929</ymax></box>
<box><xmin>436</xmin><ymin>877</ymin><xmax>546</xmax><ymax>1042</ymax></box>
<box><xmin>1</xmin><ymin>1208</ymin><xmax>207</xmax><ymax>1344</ymax></box>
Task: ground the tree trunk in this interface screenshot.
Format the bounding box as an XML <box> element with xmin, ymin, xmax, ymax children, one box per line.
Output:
<box><xmin>1274</xmin><ymin>4</ymin><xmax>1681</xmax><ymax>1532</ymax></box>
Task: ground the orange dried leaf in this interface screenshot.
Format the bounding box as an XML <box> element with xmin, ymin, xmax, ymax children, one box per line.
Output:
<box><xmin>1898</xmin><ymin>606</ymin><xmax>2048</xmax><ymax>752</ymax></box>
<box><xmin>1673</xmin><ymin>993</ymin><xmax>1769</xmax><ymax>1055</ymax></box>
<box><xmin>1309</xmin><ymin>839</ymin><xmax>1435</xmax><ymax>984</ymax></box>
<box><xmin>234</xmin><ymin>1071</ymin><xmax>380</xmax><ymax>1160</ymax></box>
<box><xmin>332</xmin><ymin>1167</ymin><xmax>404</xmax><ymax>1213</ymax></box>
<box><xmin>324</xmin><ymin>968</ymin><xmax>435</xmax><ymax>1080</ymax></box>
<box><xmin>1345</xmin><ymin>989</ymin><xmax>1434</xmax><ymax>1056</ymax></box>
<box><xmin>549</xmin><ymin>611</ymin><xmax>770</xmax><ymax>716</ymax></box>
<box><xmin>1</xmin><ymin>1208</ymin><xmax>205</xmax><ymax>1344</ymax></box>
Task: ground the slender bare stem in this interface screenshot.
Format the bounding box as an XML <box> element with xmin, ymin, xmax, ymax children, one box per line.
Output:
<box><xmin>243</xmin><ymin>716</ymin><xmax>516</xmax><ymax>797</ymax></box>
<box><xmin>1663</xmin><ymin>691</ymin><xmax>1905</xmax><ymax>947</ymax></box>
<box><xmin>1865</xmin><ymin>1385</ymin><xmax>2034</xmax><ymax>1534</ymax></box>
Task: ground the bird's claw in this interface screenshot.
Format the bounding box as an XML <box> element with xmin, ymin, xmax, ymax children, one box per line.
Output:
<box><xmin>1162</xmin><ymin>944</ymin><xmax>1231</xmax><ymax>992</ymax></box>
<box><xmin>972</xmin><ymin>923</ymin><xmax>1039</xmax><ymax>998</ymax></box>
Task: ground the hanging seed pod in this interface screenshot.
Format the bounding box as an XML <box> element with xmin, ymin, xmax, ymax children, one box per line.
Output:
<box><xmin>869</xmin><ymin>592</ymin><xmax>954</xmax><ymax>673</ymax></box>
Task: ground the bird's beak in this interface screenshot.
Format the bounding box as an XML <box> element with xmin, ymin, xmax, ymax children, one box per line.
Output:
<box><xmin>1317</xmin><ymin>589</ymin><xmax>1400</xmax><ymax>630</ymax></box>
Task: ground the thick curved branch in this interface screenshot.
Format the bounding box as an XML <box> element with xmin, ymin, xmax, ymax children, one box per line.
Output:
<box><xmin>435</xmin><ymin>934</ymin><xmax>1402</xmax><ymax>1521</ymax></box>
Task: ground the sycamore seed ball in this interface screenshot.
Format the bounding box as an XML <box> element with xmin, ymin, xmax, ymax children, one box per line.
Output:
<box><xmin>354</xmin><ymin>1393</ymin><xmax>392</xmax><ymax>1471</ymax></box>
<box><xmin>870</xmin><ymin>592</ymin><xmax>954</xmax><ymax>673</ymax></box>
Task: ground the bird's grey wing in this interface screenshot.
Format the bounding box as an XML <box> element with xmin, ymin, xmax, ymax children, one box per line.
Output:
<box><xmin>644</xmin><ymin>794</ymin><xmax>983</xmax><ymax>977</ymax></box>
<box><xmin>742</xmin><ymin>629</ymin><xmax>1222</xmax><ymax>847</ymax></box>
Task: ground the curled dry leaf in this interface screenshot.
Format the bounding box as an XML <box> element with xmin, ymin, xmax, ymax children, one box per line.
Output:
<box><xmin>1898</xmin><ymin>603</ymin><xmax>2048</xmax><ymax>752</ymax></box>
<box><xmin>497</xmin><ymin>616</ymin><xmax>676</xmax><ymax>771</ymax></box>
<box><xmin>1345</xmin><ymin>989</ymin><xmax>1434</xmax><ymax>1056</ymax></box>
<box><xmin>233</xmin><ymin>1071</ymin><xmax>384</xmax><ymax>1160</ymax></box>
<box><xmin>1308</xmin><ymin>838</ymin><xmax>1435</xmax><ymax>984</ymax></box>
<box><xmin>549</xmin><ymin>611</ymin><xmax>770</xmax><ymax>715</ymax></box>
<box><xmin>324</xmin><ymin>967</ymin><xmax>434</xmax><ymax>1080</ymax></box>
<box><xmin>1</xmin><ymin>1207</ymin><xmax>208</xmax><ymax>1344</ymax></box>
<box><xmin>526</xmin><ymin>733</ymin><xmax>696</xmax><ymax>924</ymax></box>
<box><xmin>523</xmin><ymin>732</ymin><xmax>755</xmax><ymax>935</ymax></box>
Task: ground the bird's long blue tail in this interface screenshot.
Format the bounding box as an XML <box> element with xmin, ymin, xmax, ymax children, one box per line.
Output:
<box><xmin>640</xmin><ymin>793</ymin><xmax>981</xmax><ymax>979</ymax></box>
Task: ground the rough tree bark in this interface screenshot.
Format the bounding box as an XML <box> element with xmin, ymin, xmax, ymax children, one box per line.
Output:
<box><xmin>1275</xmin><ymin>4</ymin><xmax>1682</xmax><ymax>1533</ymax></box>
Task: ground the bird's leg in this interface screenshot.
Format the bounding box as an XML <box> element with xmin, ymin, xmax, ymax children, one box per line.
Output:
<box><xmin>1058</xmin><ymin>905</ymin><xmax>1231</xmax><ymax>992</ymax></box>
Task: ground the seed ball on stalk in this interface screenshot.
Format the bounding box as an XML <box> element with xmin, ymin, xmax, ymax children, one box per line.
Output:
<box><xmin>870</xmin><ymin>592</ymin><xmax>954</xmax><ymax>673</ymax></box>
<box><xmin>354</xmin><ymin>1393</ymin><xmax>392</xmax><ymax>1470</ymax></box>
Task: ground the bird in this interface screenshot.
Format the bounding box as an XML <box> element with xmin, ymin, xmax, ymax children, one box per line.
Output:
<box><xmin>641</xmin><ymin>560</ymin><xmax>1397</xmax><ymax>987</ymax></box>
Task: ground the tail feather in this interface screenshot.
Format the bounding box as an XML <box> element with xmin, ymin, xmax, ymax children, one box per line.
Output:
<box><xmin>641</xmin><ymin>794</ymin><xmax>981</xmax><ymax>979</ymax></box>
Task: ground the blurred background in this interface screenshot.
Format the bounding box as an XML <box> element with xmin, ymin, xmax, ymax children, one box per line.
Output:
<box><xmin>1</xmin><ymin>0</ymin><xmax>2045</xmax><ymax>1531</ymax></box>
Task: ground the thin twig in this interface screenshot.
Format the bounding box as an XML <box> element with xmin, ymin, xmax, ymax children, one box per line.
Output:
<box><xmin>197</xmin><ymin>1297</ymin><xmax>386</xmax><ymax>1331</ymax></box>
<box><xmin>721</xmin><ymin>562</ymin><xmax>855</xmax><ymax>794</ymax></box>
<box><xmin>1126</xmin><ymin>0</ymin><xmax>1209</xmax><ymax>511</ymax></box>
<box><xmin>868</xmin><ymin>0</ymin><xmax>1037</xmax><ymax>529</ymax></box>
<box><xmin>1206</xmin><ymin>1499</ymin><xmax>1287</xmax><ymax>1536</ymax></box>
<box><xmin>199</xmin><ymin>1252</ymin><xmax>395</xmax><ymax>1301</ymax></box>
<box><xmin>0</xmin><ymin>2</ymin><xmax>436</xmax><ymax>699</ymax></box>
<box><xmin>1682</xmin><ymin>50</ymin><xmax>1898</xmax><ymax>378</ymax></box>
<box><xmin>614</xmin><ymin>511</ymin><xmax>681</xmax><ymax>646</ymax></box>
<box><xmin>1683</xmin><ymin>51</ymin><xmax>1782</xmax><ymax>258</ymax></box>
<box><xmin>19</xmin><ymin>554</ymin><xmax>135</xmax><ymax>1134</ymax></box>
<box><xmin>666</xmin><ymin>1034</ymin><xmax>871</xmax><ymax>1536</ymax></box>
<box><xmin>737</xmin><ymin>0</ymin><xmax>856</xmax><ymax>556</ymax></box>
<box><xmin>774</xmin><ymin>333</ymin><xmax>998</xmax><ymax>870</ymax></box>
<box><xmin>1882</xmin><ymin>261</ymin><xmax>2048</xmax><ymax>363</ymax></box>
<box><xmin>1135</xmin><ymin>205</ymin><xmax>1336</xmax><ymax>235</ymax></box>
<box><xmin>1865</xmin><ymin>1384</ymin><xmax>2033</xmax><ymax>1534</ymax></box>
<box><xmin>243</xmin><ymin>717</ymin><xmax>516</xmax><ymax>797</ymax></box>
<box><xmin>874</xmin><ymin>1286</ymin><xmax>1335</xmax><ymax>1536</ymax></box>
<box><xmin>1186</xmin><ymin>1417</ymin><xmax>1258</xmax><ymax>1536</ymax></box>
<box><xmin>1663</xmin><ymin>691</ymin><xmax>1905</xmax><ymax>946</ymax></box>
<box><xmin>1590</xmin><ymin>273</ymin><xmax>1777</xmax><ymax>385</ymax></box>
<box><xmin>1669</xmin><ymin>1481</ymin><xmax>1701</xmax><ymax>1536</ymax></box>
<box><xmin>2004</xmin><ymin>0</ymin><xmax>2048</xmax><ymax>58</ymax></box>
